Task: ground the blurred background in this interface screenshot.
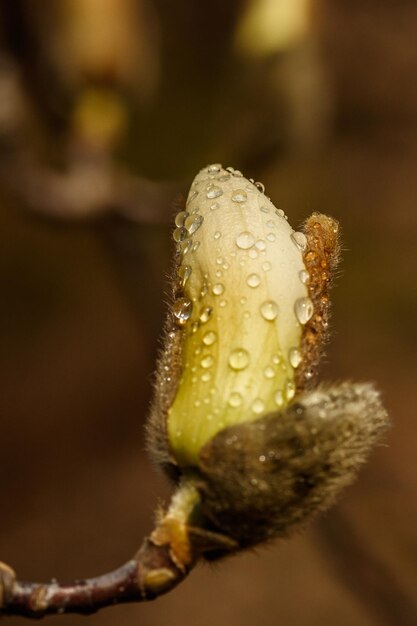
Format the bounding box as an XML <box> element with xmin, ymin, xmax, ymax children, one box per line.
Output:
<box><xmin>0</xmin><ymin>1</ymin><xmax>416</xmax><ymax>625</ymax></box>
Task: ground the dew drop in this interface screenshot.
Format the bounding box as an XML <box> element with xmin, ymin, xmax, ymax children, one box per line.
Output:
<box><xmin>274</xmin><ymin>390</ymin><xmax>284</xmax><ymax>408</ymax></box>
<box><xmin>255</xmin><ymin>240</ymin><xmax>266</xmax><ymax>251</ymax></box>
<box><xmin>276</xmin><ymin>208</ymin><xmax>285</xmax><ymax>218</ymax></box>
<box><xmin>291</xmin><ymin>231</ymin><xmax>308</xmax><ymax>252</ymax></box>
<box><xmin>299</xmin><ymin>269</ymin><xmax>310</xmax><ymax>284</ymax></box>
<box><xmin>175</xmin><ymin>211</ymin><xmax>189</xmax><ymax>227</ymax></box>
<box><xmin>249</xmin><ymin>249</ymin><xmax>258</xmax><ymax>259</ymax></box>
<box><xmin>236</xmin><ymin>231</ymin><xmax>255</xmax><ymax>249</ymax></box>
<box><xmin>219</xmin><ymin>299</ymin><xmax>227</xmax><ymax>308</ymax></box>
<box><xmin>206</xmin><ymin>185</ymin><xmax>223</xmax><ymax>199</ymax></box>
<box><xmin>214</xmin><ymin>231</ymin><xmax>221</xmax><ymax>240</ymax></box>
<box><xmin>172</xmin><ymin>298</ymin><xmax>192</xmax><ymax>325</ymax></box>
<box><xmin>184</xmin><ymin>214</ymin><xmax>204</xmax><ymax>235</ymax></box>
<box><xmin>264</xmin><ymin>366</ymin><xmax>276</xmax><ymax>379</ymax></box>
<box><xmin>266</xmin><ymin>219</ymin><xmax>276</xmax><ymax>229</ymax></box>
<box><xmin>262</xmin><ymin>261</ymin><xmax>271</xmax><ymax>272</ymax></box>
<box><xmin>201</xmin><ymin>371</ymin><xmax>212</xmax><ymax>382</ymax></box>
<box><xmin>189</xmin><ymin>191</ymin><xmax>199</xmax><ymax>202</ymax></box>
<box><xmin>285</xmin><ymin>380</ymin><xmax>296</xmax><ymax>401</ymax></box>
<box><xmin>228</xmin><ymin>348</ymin><xmax>250</xmax><ymax>371</ymax></box>
<box><xmin>203</xmin><ymin>331</ymin><xmax>217</xmax><ymax>346</ymax></box>
<box><xmin>216</xmin><ymin>256</ymin><xmax>225</xmax><ymax>265</ymax></box>
<box><xmin>212</xmin><ymin>283</ymin><xmax>225</xmax><ymax>296</ymax></box>
<box><xmin>295</xmin><ymin>297</ymin><xmax>314</xmax><ymax>324</ymax></box>
<box><xmin>260</xmin><ymin>300</ymin><xmax>279</xmax><ymax>321</ymax></box>
<box><xmin>266</xmin><ymin>232</ymin><xmax>276</xmax><ymax>242</ymax></box>
<box><xmin>272</xmin><ymin>354</ymin><xmax>281</xmax><ymax>365</ymax></box>
<box><xmin>199</xmin><ymin>306</ymin><xmax>213</xmax><ymax>323</ymax></box>
<box><xmin>201</xmin><ymin>355</ymin><xmax>214</xmax><ymax>369</ymax></box>
<box><xmin>215</xmin><ymin>269</ymin><xmax>222</xmax><ymax>278</ymax></box>
<box><xmin>247</xmin><ymin>273</ymin><xmax>261</xmax><ymax>288</ymax></box>
<box><xmin>231</xmin><ymin>189</ymin><xmax>247</xmax><ymax>203</ymax></box>
<box><xmin>255</xmin><ymin>182</ymin><xmax>265</xmax><ymax>193</ymax></box>
<box><xmin>177</xmin><ymin>239</ymin><xmax>192</xmax><ymax>256</ymax></box>
<box><xmin>260</xmin><ymin>206</ymin><xmax>270</xmax><ymax>214</ymax></box>
<box><xmin>190</xmin><ymin>321</ymin><xmax>199</xmax><ymax>334</ymax></box>
<box><xmin>240</xmin><ymin>296</ymin><xmax>247</xmax><ymax>305</ymax></box>
<box><xmin>173</xmin><ymin>227</ymin><xmax>188</xmax><ymax>243</ymax></box>
<box><xmin>228</xmin><ymin>392</ymin><xmax>243</xmax><ymax>408</ymax></box>
<box><xmin>210</xmin><ymin>202</ymin><xmax>220</xmax><ymax>211</ymax></box>
<box><xmin>178</xmin><ymin>265</ymin><xmax>192</xmax><ymax>287</ymax></box>
<box><xmin>289</xmin><ymin>347</ymin><xmax>302</xmax><ymax>368</ymax></box>
<box><xmin>252</xmin><ymin>398</ymin><xmax>265</xmax><ymax>414</ymax></box>
<box><xmin>208</xmin><ymin>163</ymin><xmax>221</xmax><ymax>173</ymax></box>
<box><xmin>218</xmin><ymin>174</ymin><xmax>230</xmax><ymax>182</ymax></box>
<box><xmin>200</xmin><ymin>283</ymin><xmax>208</xmax><ymax>298</ymax></box>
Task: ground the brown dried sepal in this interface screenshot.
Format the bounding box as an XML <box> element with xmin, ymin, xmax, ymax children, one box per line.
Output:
<box><xmin>296</xmin><ymin>213</ymin><xmax>341</xmax><ymax>392</ymax></box>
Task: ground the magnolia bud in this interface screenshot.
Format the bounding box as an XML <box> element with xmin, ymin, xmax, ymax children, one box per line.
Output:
<box><xmin>147</xmin><ymin>164</ymin><xmax>389</xmax><ymax>553</ymax></box>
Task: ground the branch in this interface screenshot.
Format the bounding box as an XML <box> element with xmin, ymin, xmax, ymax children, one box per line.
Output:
<box><xmin>0</xmin><ymin>483</ymin><xmax>209</xmax><ymax>619</ymax></box>
<box><xmin>0</xmin><ymin>540</ymin><xmax>189</xmax><ymax>618</ymax></box>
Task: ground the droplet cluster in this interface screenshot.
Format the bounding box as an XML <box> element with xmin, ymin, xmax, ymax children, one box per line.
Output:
<box><xmin>168</xmin><ymin>163</ymin><xmax>313</xmax><ymax>466</ymax></box>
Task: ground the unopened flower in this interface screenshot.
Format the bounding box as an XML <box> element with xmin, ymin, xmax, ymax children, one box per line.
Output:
<box><xmin>147</xmin><ymin>164</ymin><xmax>388</xmax><ymax>555</ymax></box>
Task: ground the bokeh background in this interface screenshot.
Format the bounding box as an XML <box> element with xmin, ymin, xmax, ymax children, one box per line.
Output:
<box><xmin>0</xmin><ymin>1</ymin><xmax>416</xmax><ymax>625</ymax></box>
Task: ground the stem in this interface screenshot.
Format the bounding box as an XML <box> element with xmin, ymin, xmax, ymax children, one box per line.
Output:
<box><xmin>0</xmin><ymin>483</ymin><xmax>201</xmax><ymax>619</ymax></box>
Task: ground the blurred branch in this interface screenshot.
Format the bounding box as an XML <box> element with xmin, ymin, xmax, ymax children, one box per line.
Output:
<box><xmin>0</xmin><ymin>149</ymin><xmax>180</xmax><ymax>225</ymax></box>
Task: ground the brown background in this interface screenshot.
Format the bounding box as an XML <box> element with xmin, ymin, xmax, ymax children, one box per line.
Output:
<box><xmin>0</xmin><ymin>1</ymin><xmax>416</xmax><ymax>625</ymax></box>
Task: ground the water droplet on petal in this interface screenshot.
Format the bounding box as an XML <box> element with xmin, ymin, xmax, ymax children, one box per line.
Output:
<box><xmin>276</xmin><ymin>208</ymin><xmax>285</xmax><ymax>218</ymax></box>
<box><xmin>203</xmin><ymin>331</ymin><xmax>217</xmax><ymax>346</ymax></box>
<box><xmin>255</xmin><ymin>240</ymin><xmax>266</xmax><ymax>250</ymax></box>
<box><xmin>173</xmin><ymin>227</ymin><xmax>188</xmax><ymax>242</ymax></box>
<box><xmin>208</xmin><ymin>163</ymin><xmax>221</xmax><ymax>173</ymax></box>
<box><xmin>175</xmin><ymin>211</ymin><xmax>189</xmax><ymax>227</ymax></box>
<box><xmin>219</xmin><ymin>299</ymin><xmax>227</xmax><ymax>308</ymax></box>
<box><xmin>184</xmin><ymin>214</ymin><xmax>204</xmax><ymax>234</ymax></box>
<box><xmin>199</xmin><ymin>306</ymin><xmax>213</xmax><ymax>324</ymax></box>
<box><xmin>285</xmin><ymin>380</ymin><xmax>296</xmax><ymax>401</ymax></box>
<box><xmin>177</xmin><ymin>239</ymin><xmax>192</xmax><ymax>256</ymax></box>
<box><xmin>201</xmin><ymin>371</ymin><xmax>212</xmax><ymax>382</ymax></box>
<box><xmin>173</xmin><ymin>298</ymin><xmax>192</xmax><ymax>325</ymax></box>
<box><xmin>264</xmin><ymin>366</ymin><xmax>276</xmax><ymax>379</ymax></box>
<box><xmin>214</xmin><ymin>231</ymin><xmax>221</xmax><ymax>240</ymax></box>
<box><xmin>231</xmin><ymin>189</ymin><xmax>247</xmax><ymax>203</ymax></box>
<box><xmin>260</xmin><ymin>300</ymin><xmax>279</xmax><ymax>321</ymax></box>
<box><xmin>248</xmin><ymin>249</ymin><xmax>258</xmax><ymax>259</ymax></box>
<box><xmin>178</xmin><ymin>265</ymin><xmax>192</xmax><ymax>287</ymax></box>
<box><xmin>218</xmin><ymin>174</ymin><xmax>230</xmax><ymax>182</ymax></box>
<box><xmin>260</xmin><ymin>206</ymin><xmax>270</xmax><ymax>213</ymax></box>
<box><xmin>289</xmin><ymin>347</ymin><xmax>302</xmax><ymax>368</ymax></box>
<box><xmin>228</xmin><ymin>348</ymin><xmax>250</xmax><ymax>371</ymax></box>
<box><xmin>272</xmin><ymin>354</ymin><xmax>281</xmax><ymax>365</ymax></box>
<box><xmin>236</xmin><ymin>231</ymin><xmax>255</xmax><ymax>249</ymax></box>
<box><xmin>201</xmin><ymin>355</ymin><xmax>214</xmax><ymax>368</ymax></box>
<box><xmin>192</xmin><ymin>241</ymin><xmax>200</xmax><ymax>252</ymax></box>
<box><xmin>255</xmin><ymin>182</ymin><xmax>265</xmax><ymax>193</ymax></box>
<box><xmin>299</xmin><ymin>269</ymin><xmax>310</xmax><ymax>284</ymax></box>
<box><xmin>262</xmin><ymin>261</ymin><xmax>271</xmax><ymax>272</ymax></box>
<box><xmin>266</xmin><ymin>233</ymin><xmax>276</xmax><ymax>242</ymax></box>
<box><xmin>295</xmin><ymin>297</ymin><xmax>314</xmax><ymax>324</ymax></box>
<box><xmin>266</xmin><ymin>219</ymin><xmax>276</xmax><ymax>229</ymax></box>
<box><xmin>212</xmin><ymin>283</ymin><xmax>225</xmax><ymax>295</ymax></box>
<box><xmin>247</xmin><ymin>273</ymin><xmax>261</xmax><ymax>288</ymax></box>
<box><xmin>252</xmin><ymin>398</ymin><xmax>265</xmax><ymax>414</ymax></box>
<box><xmin>228</xmin><ymin>392</ymin><xmax>242</xmax><ymax>407</ymax></box>
<box><xmin>189</xmin><ymin>191</ymin><xmax>199</xmax><ymax>202</ymax></box>
<box><xmin>274</xmin><ymin>390</ymin><xmax>284</xmax><ymax>407</ymax></box>
<box><xmin>210</xmin><ymin>202</ymin><xmax>220</xmax><ymax>211</ymax></box>
<box><xmin>206</xmin><ymin>185</ymin><xmax>223</xmax><ymax>199</ymax></box>
<box><xmin>291</xmin><ymin>231</ymin><xmax>308</xmax><ymax>252</ymax></box>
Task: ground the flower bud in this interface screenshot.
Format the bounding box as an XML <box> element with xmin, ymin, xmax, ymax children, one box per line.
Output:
<box><xmin>168</xmin><ymin>165</ymin><xmax>313</xmax><ymax>466</ymax></box>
